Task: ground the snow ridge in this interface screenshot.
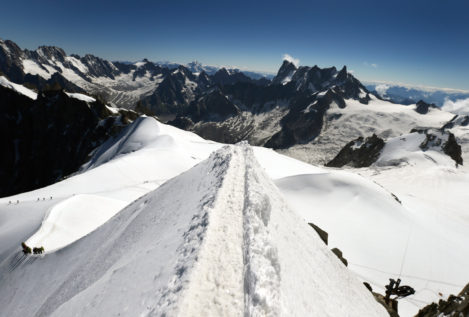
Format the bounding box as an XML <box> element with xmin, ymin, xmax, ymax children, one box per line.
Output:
<box><xmin>177</xmin><ymin>145</ymin><xmax>245</xmax><ymax>316</ymax></box>
<box><xmin>154</xmin><ymin>147</ymin><xmax>235</xmax><ymax>315</ymax></box>
<box><xmin>242</xmin><ymin>144</ymin><xmax>281</xmax><ymax>316</ymax></box>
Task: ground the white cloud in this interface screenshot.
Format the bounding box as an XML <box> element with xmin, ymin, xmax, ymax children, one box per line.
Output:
<box><xmin>375</xmin><ymin>84</ymin><xmax>390</xmax><ymax>97</ymax></box>
<box><xmin>363</xmin><ymin>61</ymin><xmax>378</xmax><ymax>68</ymax></box>
<box><xmin>361</xmin><ymin>80</ymin><xmax>469</xmax><ymax>94</ymax></box>
<box><xmin>283</xmin><ymin>54</ymin><xmax>300</xmax><ymax>67</ymax></box>
<box><xmin>442</xmin><ymin>97</ymin><xmax>469</xmax><ymax>115</ymax></box>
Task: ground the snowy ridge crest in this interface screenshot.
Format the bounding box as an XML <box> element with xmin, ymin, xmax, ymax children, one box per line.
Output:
<box><xmin>154</xmin><ymin>146</ymin><xmax>233</xmax><ymax>315</ymax></box>
<box><xmin>242</xmin><ymin>144</ymin><xmax>281</xmax><ymax>316</ymax></box>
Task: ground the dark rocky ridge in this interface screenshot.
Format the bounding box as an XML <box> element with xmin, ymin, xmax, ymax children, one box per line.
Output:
<box><xmin>0</xmin><ymin>85</ymin><xmax>136</xmax><ymax>197</ymax></box>
<box><xmin>326</xmin><ymin>134</ymin><xmax>385</xmax><ymax>168</ymax></box>
<box><xmin>415</xmin><ymin>283</ymin><xmax>469</xmax><ymax>317</ymax></box>
<box><xmin>415</xmin><ymin>100</ymin><xmax>438</xmax><ymax>115</ymax></box>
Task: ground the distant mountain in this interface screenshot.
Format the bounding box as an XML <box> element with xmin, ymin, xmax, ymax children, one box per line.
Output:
<box><xmin>0</xmin><ymin>39</ymin><xmax>271</xmax><ymax>115</ymax></box>
<box><xmin>1</xmin><ymin>37</ymin><xmax>461</xmax><ymax>165</ymax></box>
<box><xmin>365</xmin><ymin>82</ymin><xmax>469</xmax><ymax>106</ymax></box>
<box><xmin>169</xmin><ymin>59</ymin><xmax>458</xmax><ymax>164</ymax></box>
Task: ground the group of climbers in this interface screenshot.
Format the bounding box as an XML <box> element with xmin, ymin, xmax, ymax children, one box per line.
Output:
<box><xmin>21</xmin><ymin>242</ymin><xmax>44</xmax><ymax>255</ymax></box>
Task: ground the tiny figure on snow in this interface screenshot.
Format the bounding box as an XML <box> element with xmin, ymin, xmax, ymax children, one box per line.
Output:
<box><xmin>16</xmin><ymin>200</ymin><xmax>19</xmax><ymax>204</ymax></box>
<box><xmin>33</xmin><ymin>247</ymin><xmax>45</xmax><ymax>255</ymax></box>
<box><xmin>50</xmin><ymin>196</ymin><xmax>52</xmax><ymax>200</ymax></box>
<box><xmin>21</xmin><ymin>242</ymin><xmax>32</xmax><ymax>255</ymax></box>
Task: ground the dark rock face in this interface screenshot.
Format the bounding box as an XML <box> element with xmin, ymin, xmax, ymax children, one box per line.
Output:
<box><xmin>271</xmin><ymin>60</ymin><xmax>297</xmax><ymax>85</ymax></box>
<box><xmin>326</xmin><ymin>134</ymin><xmax>385</xmax><ymax>168</ymax></box>
<box><xmin>265</xmin><ymin>89</ymin><xmax>347</xmax><ymax>149</ymax></box>
<box><xmin>211</xmin><ymin>68</ymin><xmax>253</xmax><ymax>86</ymax></box>
<box><xmin>442</xmin><ymin>114</ymin><xmax>469</xmax><ymax>130</ymax></box>
<box><xmin>443</xmin><ymin>133</ymin><xmax>463</xmax><ymax>165</ymax></box>
<box><xmin>415</xmin><ymin>100</ymin><xmax>438</xmax><ymax>114</ymax></box>
<box><xmin>139</xmin><ymin>66</ymin><xmax>205</xmax><ymax>115</ymax></box>
<box><xmin>415</xmin><ymin>283</ymin><xmax>469</xmax><ymax>317</ymax></box>
<box><xmin>0</xmin><ymin>86</ymin><xmax>135</xmax><ymax>197</ymax></box>
<box><xmin>308</xmin><ymin>223</ymin><xmax>328</xmax><ymax>245</ymax></box>
<box><xmin>331</xmin><ymin>248</ymin><xmax>348</xmax><ymax>266</ymax></box>
<box><xmin>185</xmin><ymin>89</ymin><xmax>239</xmax><ymax>122</ymax></box>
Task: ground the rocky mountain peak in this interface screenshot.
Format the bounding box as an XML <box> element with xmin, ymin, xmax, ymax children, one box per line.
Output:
<box><xmin>336</xmin><ymin>65</ymin><xmax>348</xmax><ymax>81</ymax></box>
<box><xmin>35</xmin><ymin>46</ymin><xmax>67</xmax><ymax>61</ymax></box>
<box><xmin>272</xmin><ymin>60</ymin><xmax>298</xmax><ymax>85</ymax></box>
<box><xmin>415</xmin><ymin>100</ymin><xmax>438</xmax><ymax>114</ymax></box>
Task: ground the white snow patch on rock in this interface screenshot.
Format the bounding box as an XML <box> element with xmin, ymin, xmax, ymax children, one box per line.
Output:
<box><xmin>0</xmin><ymin>76</ymin><xmax>37</xmax><ymax>99</ymax></box>
<box><xmin>65</xmin><ymin>92</ymin><xmax>96</xmax><ymax>103</ymax></box>
<box><xmin>22</xmin><ymin>59</ymin><xmax>52</xmax><ymax>79</ymax></box>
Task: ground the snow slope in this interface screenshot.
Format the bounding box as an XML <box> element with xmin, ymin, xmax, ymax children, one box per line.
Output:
<box><xmin>0</xmin><ymin>144</ymin><xmax>386</xmax><ymax>317</ymax></box>
<box><xmin>275</xmin><ymin>157</ymin><xmax>469</xmax><ymax>316</ymax></box>
<box><xmin>0</xmin><ymin>75</ymin><xmax>37</xmax><ymax>99</ymax></box>
<box><xmin>0</xmin><ymin>117</ymin><xmax>320</xmax><ymax>259</ymax></box>
<box><xmin>376</xmin><ymin>131</ymin><xmax>458</xmax><ymax>167</ymax></box>
<box><xmin>1</xmin><ymin>115</ymin><xmax>468</xmax><ymax>316</ymax></box>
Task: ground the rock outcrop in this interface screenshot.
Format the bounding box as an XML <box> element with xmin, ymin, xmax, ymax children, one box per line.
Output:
<box><xmin>415</xmin><ymin>283</ymin><xmax>469</xmax><ymax>317</ymax></box>
<box><xmin>326</xmin><ymin>134</ymin><xmax>385</xmax><ymax>168</ymax></box>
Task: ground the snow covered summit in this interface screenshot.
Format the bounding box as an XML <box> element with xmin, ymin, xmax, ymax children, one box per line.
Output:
<box><xmin>0</xmin><ymin>144</ymin><xmax>386</xmax><ymax>316</ymax></box>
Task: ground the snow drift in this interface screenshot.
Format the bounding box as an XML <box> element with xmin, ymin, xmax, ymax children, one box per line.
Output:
<box><xmin>0</xmin><ymin>144</ymin><xmax>386</xmax><ymax>316</ymax></box>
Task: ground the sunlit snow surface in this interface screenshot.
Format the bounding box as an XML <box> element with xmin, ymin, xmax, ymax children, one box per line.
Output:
<box><xmin>65</xmin><ymin>92</ymin><xmax>96</xmax><ymax>103</ymax></box>
<box><xmin>0</xmin><ymin>130</ymin><xmax>386</xmax><ymax>316</ymax></box>
<box><xmin>0</xmin><ymin>115</ymin><xmax>468</xmax><ymax>316</ymax></box>
<box><xmin>0</xmin><ymin>76</ymin><xmax>37</xmax><ymax>99</ymax></box>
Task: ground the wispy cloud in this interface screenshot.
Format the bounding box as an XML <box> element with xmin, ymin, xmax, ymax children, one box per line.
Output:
<box><xmin>283</xmin><ymin>54</ymin><xmax>300</xmax><ymax>67</ymax></box>
<box><xmin>442</xmin><ymin>97</ymin><xmax>469</xmax><ymax>115</ymax></box>
<box><xmin>363</xmin><ymin>61</ymin><xmax>378</xmax><ymax>68</ymax></box>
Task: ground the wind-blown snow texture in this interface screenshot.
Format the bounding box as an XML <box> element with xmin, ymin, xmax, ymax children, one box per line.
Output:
<box><xmin>0</xmin><ymin>144</ymin><xmax>386</xmax><ymax>317</ymax></box>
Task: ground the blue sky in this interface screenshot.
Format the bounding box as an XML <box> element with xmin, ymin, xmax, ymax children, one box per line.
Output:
<box><xmin>1</xmin><ymin>0</ymin><xmax>468</xmax><ymax>90</ymax></box>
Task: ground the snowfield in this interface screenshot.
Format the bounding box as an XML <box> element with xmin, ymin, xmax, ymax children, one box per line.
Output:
<box><xmin>0</xmin><ymin>114</ymin><xmax>468</xmax><ymax>316</ymax></box>
<box><xmin>283</xmin><ymin>96</ymin><xmax>455</xmax><ymax>165</ymax></box>
<box><xmin>0</xmin><ymin>143</ymin><xmax>386</xmax><ymax>317</ymax></box>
